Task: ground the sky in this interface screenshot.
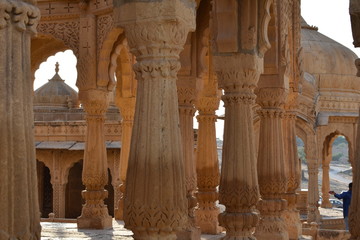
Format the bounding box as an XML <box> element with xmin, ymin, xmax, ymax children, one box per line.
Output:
<box><xmin>33</xmin><ymin>1</ymin><xmax>359</xmax><ymax>140</ymax></box>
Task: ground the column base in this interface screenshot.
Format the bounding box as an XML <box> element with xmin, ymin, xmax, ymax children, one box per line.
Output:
<box><xmin>255</xmin><ymin>199</ymin><xmax>288</xmax><ymax>240</ymax></box>
<box><xmin>283</xmin><ymin>209</ymin><xmax>302</xmax><ymax>240</ymax></box>
<box><xmin>177</xmin><ymin>226</ymin><xmax>201</xmax><ymax>240</ymax></box>
<box><xmin>77</xmin><ymin>215</ymin><xmax>113</xmax><ymax>229</ymax></box>
<box><xmin>195</xmin><ymin>208</ymin><xmax>222</xmax><ymax>234</ymax></box>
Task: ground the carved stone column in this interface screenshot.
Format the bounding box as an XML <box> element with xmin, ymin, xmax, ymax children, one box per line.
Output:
<box><xmin>349</xmin><ymin>110</ymin><xmax>360</xmax><ymax>238</ymax></box>
<box><xmin>195</xmin><ymin>97</ymin><xmax>221</xmax><ymax>234</ymax></box>
<box><xmin>77</xmin><ymin>89</ymin><xmax>112</xmax><ymax>229</ymax></box>
<box><xmin>177</xmin><ymin>86</ymin><xmax>201</xmax><ymax>240</ymax></box>
<box><xmin>255</xmin><ymin>88</ymin><xmax>289</xmax><ymax>240</ymax></box>
<box><xmin>282</xmin><ymin>107</ymin><xmax>301</xmax><ymax>239</ymax></box>
<box><xmin>307</xmin><ymin>160</ymin><xmax>320</xmax><ymax>223</ymax></box>
<box><xmin>213</xmin><ymin>53</ymin><xmax>264</xmax><ymax>239</ymax></box>
<box><xmin>52</xmin><ymin>182</ymin><xmax>66</xmax><ymax>218</ymax></box>
<box><xmin>114</xmin><ymin>1</ymin><xmax>195</xmax><ymax>239</ymax></box>
<box><xmin>114</xmin><ymin>97</ymin><xmax>135</xmax><ymax>220</ymax></box>
<box><xmin>0</xmin><ymin>1</ymin><xmax>41</xmax><ymax>239</ymax></box>
<box><xmin>321</xmin><ymin>162</ymin><xmax>332</xmax><ymax>208</ymax></box>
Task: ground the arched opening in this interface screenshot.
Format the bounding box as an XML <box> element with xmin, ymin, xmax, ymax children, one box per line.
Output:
<box><xmin>36</xmin><ymin>160</ymin><xmax>53</xmax><ymax>218</ymax></box>
<box><xmin>65</xmin><ymin>160</ymin><xmax>84</xmax><ymax>218</ymax></box>
<box><xmin>33</xmin><ymin>50</ymin><xmax>78</xmax><ymax>91</ymax></box>
<box><xmin>320</xmin><ymin>133</ymin><xmax>352</xmax><ymax>209</ymax></box>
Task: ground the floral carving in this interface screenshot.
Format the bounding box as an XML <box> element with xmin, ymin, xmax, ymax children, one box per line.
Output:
<box><xmin>97</xmin><ymin>14</ymin><xmax>114</xmax><ymax>59</ymax></box>
<box><xmin>37</xmin><ymin>21</ymin><xmax>80</xmax><ymax>56</ymax></box>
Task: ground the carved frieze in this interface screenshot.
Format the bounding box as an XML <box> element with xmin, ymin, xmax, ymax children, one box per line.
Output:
<box><xmin>37</xmin><ymin>20</ymin><xmax>80</xmax><ymax>55</ymax></box>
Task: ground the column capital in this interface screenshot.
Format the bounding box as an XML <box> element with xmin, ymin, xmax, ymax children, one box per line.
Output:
<box><xmin>79</xmin><ymin>90</ymin><xmax>110</xmax><ymax>115</ymax></box>
<box><xmin>255</xmin><ymin>87</ymin><xmax>288</xmax><ymax>109</ymax></box>
<box><xmin>0</xmin><ymin>1</ymin><xmax>40</xmax><ymax>33</ymax></box>
<box><xmin>114</xmin><ymin>0</ymin><xmax>195</xmax><ymax>60</ymax></box>
<box><xmin>116</xmin><ymin>97</ymin><xmax>136</xmax><ymax>121</ymax></box>
<box><xmin>178</xmin><ymin>86</ymin><xmax>197</xmax><ymax>106</ymax></box>
<box><xmin>213</xmin><ymin>53</ymin><xmax>263</xmax><ymax>92</ymax></box>
<box><xmin>196</xmin><ymin>97</ymin><xmax>220</xmax><ymax>114</ymax></box>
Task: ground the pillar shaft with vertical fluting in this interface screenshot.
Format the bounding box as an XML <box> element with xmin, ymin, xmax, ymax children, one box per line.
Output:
<box><xmin>0</xmin><ymin>1</ymin><xmax>41</xmax><ymax>239</ymax></box>
<box><xmin>307</xmin><ymin>160</ymin><xmax>320</xmax><ymax>223</ymax></box>
<box><xmin>115</xmin><ymin>97</ymin><xmax>135</xmax><ymax>220</ymax></box>
<box><xmin>282</xmin><ymin>109</ymin><xmax>301</xmax><ymax>239</ymax></box>
<box><xmin>321</xmin><ymin>163</ymin><xmax>332</xmax><ymax>208</ymax></box>
<box><xmin>77</xmin><ymin>90</ymin><xmax>112</xmax><ymax>229</ymax></box>
<box><xmin>177</xmin><ymin>86</ymin><xmax>201</xmax><ymax>240</ymax></box>
<box><xmin>255</xmin><ymin>87</ymin><xmax>289</xmax><ymax>240</ymax></box>
<box><xmin>213</xmin><ymin>53</ymin><xmax>264</xmax><ymax>239</ymax></box>
<box><xmin>195</xmin><ymin>97</ymin><xmax>221</xmax><ymax>234</ymax></box>
<box><xmin>114</xmin><ymin>1</ymin><xmax>196</xmax><ymax>239</ymax></box>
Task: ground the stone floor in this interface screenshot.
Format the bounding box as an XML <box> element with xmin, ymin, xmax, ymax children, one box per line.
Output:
<box><xmin>41</xmin><ymin>220</ymin><xmax>226</xmax><ymax>240</ymax></box>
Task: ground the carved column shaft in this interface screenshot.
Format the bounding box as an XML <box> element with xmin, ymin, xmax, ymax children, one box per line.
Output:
<box><xmin>282</xmin><ymin>111</ymin><xmax>301</xmax><ymax>239</ymax></box>
<box><xmin>177</xmin><ymin>87</ymin><xmax>200</xmax><ymax>240</ymax></box>
<box><xmin>213</xmin><ymin>53</ymin><xmax>263</xmax><ymax>239</ymax></box>
<box><xmin>52</xmin><ymin>183</ymin><xmax>66</xmax><ymax>218</ymax></box>
<box><xmin>349</xmin><ymin>112</ymin><xmax>360</xmax><ymax>238</ymax></box>
<box><xmin>0</xmin><ymin>1</ymin><xmax>41</xmax><ymax>239</ymax></box>
<box><xmin>77</xmin><ymin>90</ymin><xmax>112</xmax><ymax>229</ymax></box>
<box><xmin>195</xmin><ymin>97</ymin><xmax>221</xmax><ymax>234</ymax></box>
<box><xmin>115</xmin><ymin>1</ymin><xmax>196</xmax><ymax>239</ymax></box>
<box><xmin>321</xmin><ymin>162</ymin><xmax>332</xmax><ymax>208</ymax></box>
<box><xmin>307</xmin><ymin>160</ymin><xmax>320</xmax><ymax>223</ymax></box>
<box><xmin>255</xmin><ymin>88</ymin><xmax>289</xmax><ymax>240</ymax></box>
<box><xmin>115</xmin><ymin>97</ymin><xmax>135</xmax><ymax>220</ymax></box>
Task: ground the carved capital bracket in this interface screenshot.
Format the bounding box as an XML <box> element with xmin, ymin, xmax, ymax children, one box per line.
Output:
<box><xmin>178</xmin><ymin>86</ymin><xmax>197</xmax><ymax>107</ymax></box>
<box><xmin>79</xmin><ymin>90</ymin><xmax>110</xmax><ymax>116</ymax></box>
<box><xmin>0</xmin><ymin>0</ymin><xmax>40</xmax><ymax>33</ymax></box>
<box><xmin>116</xmin><ymin>97</ymin><xmax>136</xmax><ymax>121</ymax></box>
<box><xmin>213</xmin><ymin>53</ymin><xmax>264</xmax><ymax>92</ymax></box>
<box><xmin>196</xmin><ymin>97</ymin><xmax>220</xmax><ymax>115</ymax></box>
<box><xmin>256</xmin><ymin>87</ymin><xmax>288</xmax><ymax>109</ymax></box>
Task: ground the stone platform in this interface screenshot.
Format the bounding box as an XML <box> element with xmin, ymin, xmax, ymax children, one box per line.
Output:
<box><xmin>41</xmin><ymin>220</ymin><xmax>225</xmax><ymax>240</ymax></box>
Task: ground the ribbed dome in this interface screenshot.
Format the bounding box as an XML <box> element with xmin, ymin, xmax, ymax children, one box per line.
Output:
<box><xmin>34</xmin><ymin>62</ymin><xmax>78</xmax><ymax>108</ymax></box>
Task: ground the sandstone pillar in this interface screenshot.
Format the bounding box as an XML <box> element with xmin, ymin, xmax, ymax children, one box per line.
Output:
<box><xmin>52</xmin><ymin>182</ymin><xmax>66</xmax><ymax>218</ymax></box>
<box><xmin>114</xmin><ymin>1</ymin><xmax>195</xmax><ymax>239</ymax></box>
<box><xmin>114</xmin><ymin>97</ymin><xmax>135</xmax><ymax>220</ymax></box>
<box><xmin>213</xmin><ymin>53</ymin><xmax>263</xmax><ymax>239</ymax></box>
<box><xmin>282</xmin><ymin>107</ymin><xmax>301</xmax><ymax>239</ymax></box>
<box><xmin>0</xmin><ymin>1</ymin><xmax>41</xmax><ymax>239</ymax></box>
<box><xmin>321</xmin><ymin>162</ymin><xmax>332</xmax><ymax>208</ymax></box>
<box><xmin>307</xmin><ymin>160</ymin><xmax>320</xmax><ymax>223</ymax></box>
<box><xmin>349</xmin><ymin>106</ymin><xmax>360</xmax><ymax>238</ymax></box>
<box><xmin>195</xmin><ymin>97</ymin><xmax>221</xmax><ymax>234</ymax></box>
<box><xmin>177</xmin><ymin>86</ymin><xmax>201</xmax><ymax>240</ymax></box>
<box><xmin>77</xmin><ymin>90</ymin><xmax>112</xmax><ymax>229</ymax></box>
<box><xmin>211</xmin><ymin>0</ymin><xmax>273</xmax><ymax>238</ymax></box>
<box><xmin>255</xmin><ymin>88</ymin><xmax>289</xmax><ymax>240</ymax></box>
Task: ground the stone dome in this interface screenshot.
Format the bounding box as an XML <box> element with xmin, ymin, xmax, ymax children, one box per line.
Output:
<box><xmin>34</xmin><ymin>62</ymin><xmax>78</xmax><ymax>108</ymax></box>
<box><xmin>302</xmin><ymin>17</ymin><xmax>358</xmax><ymax>76</ymax></box>
<box><xmin>301</xmin><ymin>17</ymin><xmax>359</xmax><ymax>92</ymax></box>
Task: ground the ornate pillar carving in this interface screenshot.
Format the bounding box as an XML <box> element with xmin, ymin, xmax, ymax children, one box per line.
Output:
<box><xmin>52</xmin><ymin>182</ymin><xmax>66</xmax><ymax>218</ymax></box>
<box><xmin>114</xmin><ymin>1</ymin><xmax>196</xmax><ymax>239</ymax></box>
<box><xmin>195</xmin><ymin>96</ymin><xmax>221</xmax><ymax>234</ymax></box>
<box><xmin>321</xmin><ymin>162</ymin><xmax>332</xmax><ymax>208</ymax></box>
<box><xmin>177</xmin><ymin>86</ymin><xmax>201</xmax><ymax>240</ymax></box>
<box><xmin>255</xmin><ymin>87</ymin><xmax>289</xmax><ymax>240</ymax></box>
<box><xmin>115</xmin><ymin>97</ymin><xmax>135</xmax><ymax>220</ymax></box>
<box><xmin>0</xmin><ymin>1</ymin><xmax>41</xmax><ymax>239</ymax></box>
<box><xmin>348</xmin><ymin>3</ymin><xmax>360</xmax><ymax>238</ymax></box>
<box><xmin>213</xmin><ymin>53</ymin><xmax>264</xmax><ymax>239</ymax></box>
<box><xmin>211</xmin><ymin>0</ymin><xmax>273</xmax><ymax>238</ymax></box>
<box><xmin>307</xmin><ymin>160</ymin><xmax>320</xmax><ymax>223</ymax></box>
<box><xmin>282</xmin><ymin>93</ymin><xmax>301</xmax><ymax>239</ymax></box>
<box><xmin>77</xmin><ymin>89</ymin><xmax>112</xmax><ymax>229</ymax></box>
